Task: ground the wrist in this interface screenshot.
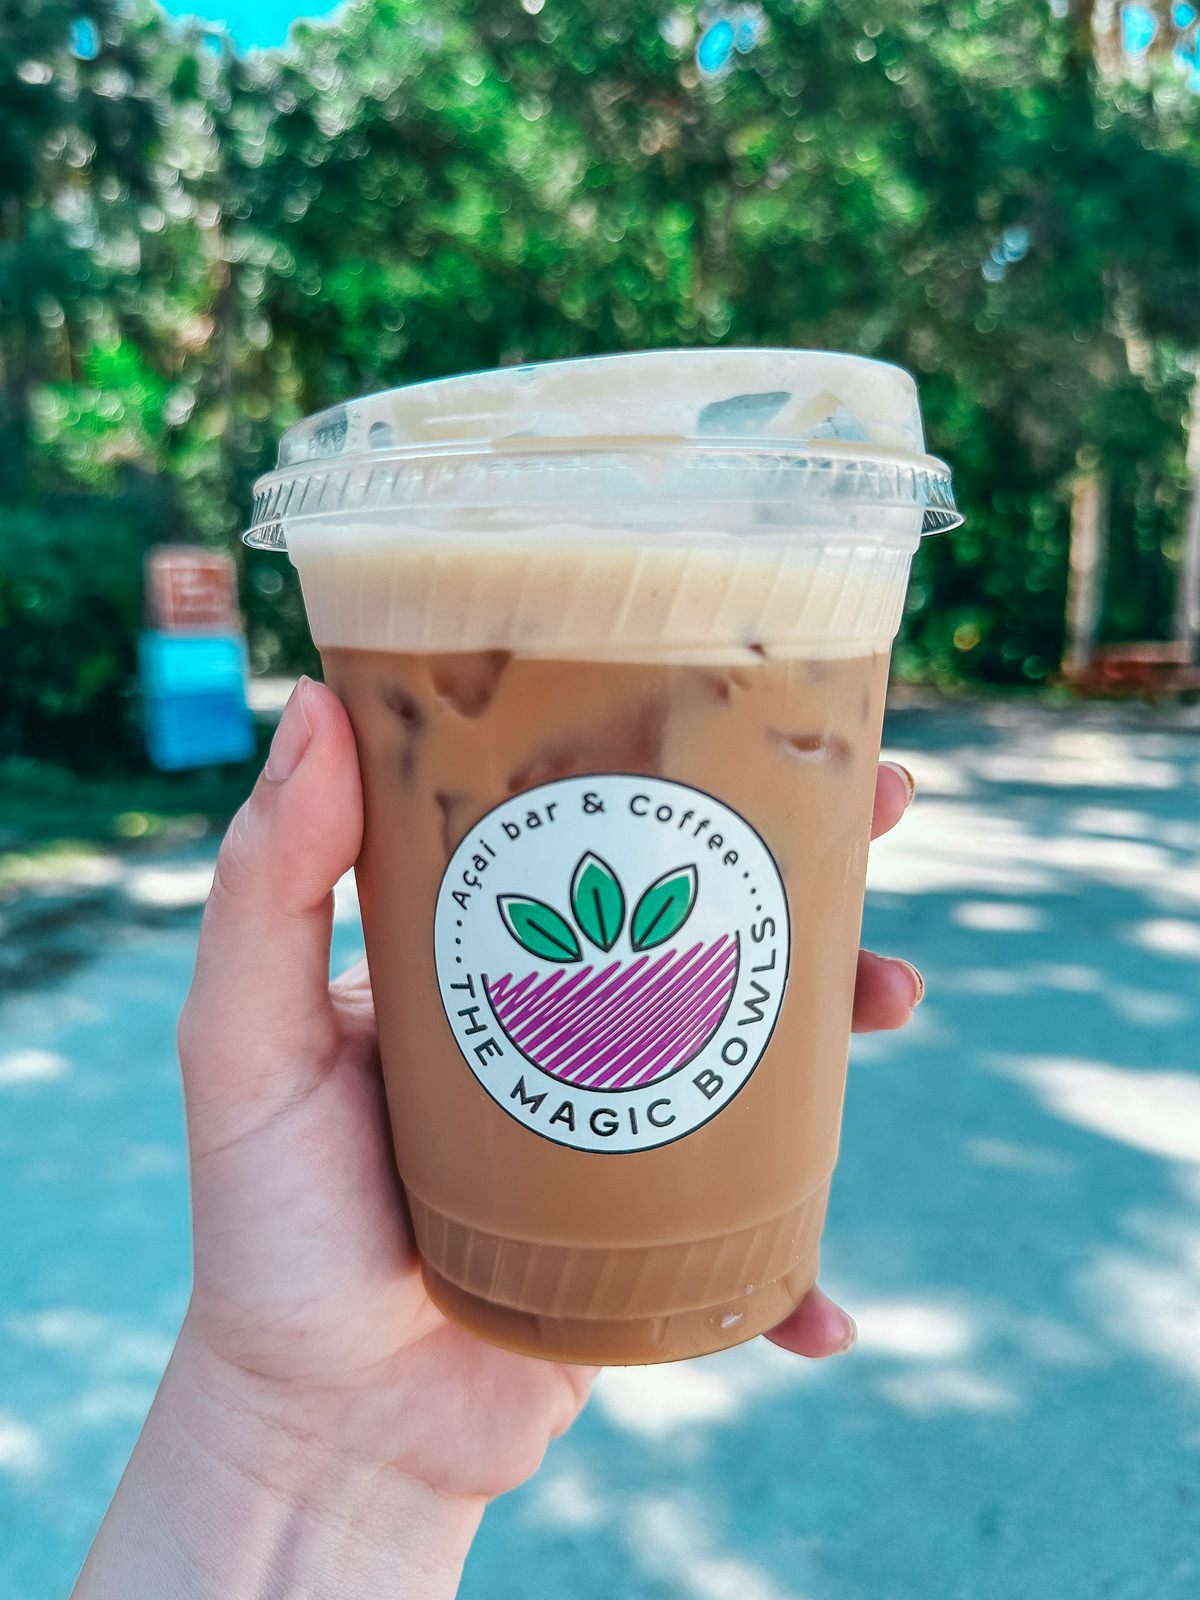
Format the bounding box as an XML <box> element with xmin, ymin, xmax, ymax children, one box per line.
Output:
<box><xmin>75</xmin><ymin>1327</ymin><xmax>483</xmax><ymax>1600</ymax></box>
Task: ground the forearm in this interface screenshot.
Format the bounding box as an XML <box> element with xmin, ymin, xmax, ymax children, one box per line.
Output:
<box><xmin>73</xmin><ymin>1332</ymin><xmax>483</xmax><ymax>1600</ymax></box>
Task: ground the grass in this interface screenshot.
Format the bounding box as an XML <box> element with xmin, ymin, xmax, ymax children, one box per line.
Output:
<box><xmin>0</xmin><ymin>744</ymin><xmax>268</xmax><ymax>863</ymax></box>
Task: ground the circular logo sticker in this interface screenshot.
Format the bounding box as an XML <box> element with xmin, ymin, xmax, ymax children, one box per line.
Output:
<box><xmin>434</xmin><ymin>774</ymin><xmax>790</xmax><ymax>1154</ymax></box>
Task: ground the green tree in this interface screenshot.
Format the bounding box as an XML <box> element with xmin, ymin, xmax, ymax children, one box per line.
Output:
<box><xmin>6</xmin><ymin>0</ymin><xmax>1200</xmax><ymax>768</ymax></box>
<box><xmin>0</xmin><ymin>0</ymin><xmax>167</xmax><ymax>492</ymax></box>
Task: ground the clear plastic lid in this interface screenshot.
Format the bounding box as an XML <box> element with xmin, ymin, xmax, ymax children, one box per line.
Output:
<box><xmin>243</xmin><ymin>348</ymin><xmax>960</xmax><ymax>549</ymax></box>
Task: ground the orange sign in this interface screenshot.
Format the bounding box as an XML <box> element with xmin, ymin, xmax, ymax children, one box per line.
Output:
<box><xmin>146</xmin><ymin>546</ymin><xmax>241</xmax><ymax>633</ymax></box>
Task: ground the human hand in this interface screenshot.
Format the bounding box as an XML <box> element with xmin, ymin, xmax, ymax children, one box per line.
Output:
<box><xmin>75</xmin><ymin>677</ymin><xmax>921</xmax><ymax>1598</ymax></box>
<box><xmin>178</xmin><ymin>673</ymin><xmax>920</xmax><ymax>1478</ymax></box>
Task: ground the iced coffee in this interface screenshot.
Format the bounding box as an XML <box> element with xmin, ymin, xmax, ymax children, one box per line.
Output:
<box><xmin>245</xmin><ymin>350</ymin><xmax>959</xmax><ymax>1363</ymax></box>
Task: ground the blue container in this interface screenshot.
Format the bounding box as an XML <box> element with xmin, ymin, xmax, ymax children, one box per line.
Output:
<box><xmin>139</xmin><ymin>633</ymin><xmax>255</xmax><ymax>771</ymax></box>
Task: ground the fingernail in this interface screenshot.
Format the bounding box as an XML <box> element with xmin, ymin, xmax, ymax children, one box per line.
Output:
<box><xmin>835</xmin><ymin>1314</ymin><xmax>858</xmax><ymax>1356</ymax></box>
<box><xmin>881</xmin><ymin>760</ymin><xmax>916</xmax><ymax>806</ymax></box>
<box><xmin>894</xmin><ymin>958</ymin><xmax>925</xmax><ymax>1007</ymax></box>
<box><xmin>265</xmin><ymin>678</ymin><xmax>313</xmax><ymax>784</ymax></box>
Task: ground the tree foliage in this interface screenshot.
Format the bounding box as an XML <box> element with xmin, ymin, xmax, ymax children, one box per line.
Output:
<box><xmin>3</xmin><ymin>0</ymin><xmax>1200</xmax><ymax>763</ymax></box>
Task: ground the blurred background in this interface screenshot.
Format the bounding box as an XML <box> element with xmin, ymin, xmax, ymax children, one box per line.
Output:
<box><xmin>2</xmin><ymin>3</ymin><xmax>1199</xmax><ymax>1598</ymax></box>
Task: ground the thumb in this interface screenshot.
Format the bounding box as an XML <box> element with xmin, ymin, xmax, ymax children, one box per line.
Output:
<box><xmin>179</xmin><ymin>676</ymin><xmax>363</xmax><ymax>1155</ymax></box>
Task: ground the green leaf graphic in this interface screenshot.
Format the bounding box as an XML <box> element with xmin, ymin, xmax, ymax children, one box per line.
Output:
<box><xmin>570</xmin><ymin>851</ymin><xmax>625</xmax><ymax>952</ymax></box>
<box><xmin>630</xmin><ymin>865</ymin><xmax>698</xmax><ymax>952</ymax></box>
<box><xmin>498</xmin><ymin>895</ymin><xmax>583</xmax><ymax>963</ymax></box>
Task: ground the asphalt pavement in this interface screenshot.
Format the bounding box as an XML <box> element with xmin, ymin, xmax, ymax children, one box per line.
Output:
<box><xmin>2</xmin><ymin>698</ymin><xmax>1199</xmax><ymax>1600</ymax></box>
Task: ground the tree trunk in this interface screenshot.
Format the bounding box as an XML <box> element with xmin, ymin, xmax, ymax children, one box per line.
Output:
<box><xmin>1063</xmin><ymin>467</ymin><xmax>1109</xmax><ymax>680</ymax></box>
<box><xmin>0</xmin><ymin>195</ymin><xmax>32</xmax><ymax>496</ymax></box>
<box><xmin>1176</xmin><ymin>379</ymin><xmax>1200</xmax><ymax>666</ymax></box>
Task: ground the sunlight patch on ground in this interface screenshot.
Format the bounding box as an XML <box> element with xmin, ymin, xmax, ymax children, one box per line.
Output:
<box><xmin>594</xmin><ymin>1339</ymin><xmax>815</xmax><ymax>1439</ymax></box>
<box><xmin>9</xmin><ymin>1309</ymin><xmax>175</xmax><ymax>1372</ymax></box>
<box><xmin>967</xmin><ymin>1137</ymin><xmax>1074</xmax><ymax>1176</ymax></box>
<box><xmin>628</xmin><ymin>1498</ymin><xmax>812</xmax><ymax>1600</ymax></box>
<box><xmin>1128</xmin><ymin>918</ymin><xmax>1200</xmax><ymax>959</ymax></box>
<box><xmin>974</xmin><ymin>730</ymin><xmax>1184</xmax><ymax>790</ymax></box>
<box><xmin>57</xmin><ymin>994</ymin><xmax>108</xmax><ymax>1026</ymax></box>
<box><xmin>528</xmin><ymin>1464</ymin><xmax>606</xmax><ymax>1529</ymax></box>
<box><xmin>873</xmin><ymin>792</ymin><xmax>1186</xmax><ymax>907</ymax></box>
<box><xmin>1038</xmin><ymin>963</ymin><xmax>1104</xmax><ymax>991</ymax></box>
<box><xmin>1003</xmin><ymin>1058</ymin><xmax>1200</xmax><ymax>1163</ymax></box>
<box><xmin>942</xmin><ymin>967</ymin><xmax>1028</xmax><ymax>995</ymax></box>
<box><xmin>0</xmin><ymin>1415</ymin><xmax>45</xmax><ymax>1478</ymax></box>
<box><xmin>122</xmin><ymin>862</ymin><xmax>214</xmax><ymax>908</ymax></box>
<box><xmin>1107</xmin><ymin>986</ymin><xmax>1193</xmax><ymax>1028</ymax></box>
<box><xmin>1035</xmin><ymin>835</ymin><xmax>1174</xmax><ymax>885</ymax></box>
<box><xmin>1160</xmin><ymin>819</ymin><xmax>1200</xmax><ymax>852</ymax></box>
<box><xmin>0</xmin><ymin>848</ymin><xmax>120</xmax><ymax>896</ymax></box>
<box><xmin>246</xmin><ymin>675</ymin><xmax>297</xmax><ymax>714</ymax></box>
<box><xmin>10</xmin><ymin>1309</ymin><xmax>120</xmax><ymax>1350</ymax></box>
<box><xmin>952</xmin><ymin>901</ymin><xmax>1046</xmax><ymax>932</ymax></box>
<box><xmin>120</xmin><ymin>1143</ymin><xmax>184</xmax><ymax>1176</ymax></box>
<box><xmin>1068</xmin><ymin>805</ymin><xmax>1152</xmax><ymax>839</ymax></box>
<box><xmin>879</xmin><ymin>748</ymin><xmax>970</xmax><ymax>796</ymax></box>
<box><xmin>852</xmin><ymin>1300</ymin><xmax>975</xmax><ymax>1359</ymax></box>
<box><xmin>876</xmin><ymin>1367</ymin><xmax>1018</xmax><ymax>1414</ymax></box>
<box><xmin>595</xmin><ymin>1361</ymin><xmax>741</xmax><ymax>1436</ymax></box>
<box><xmin>1154</xmin><ymin>864</ymin><xmax>1200</xmax><ymax>911</ymax></box>
<box><xmin>333</xmin><ymin>870</ymin><xmax>360</xmax><ymax>923</ymax></box>
<box><xmin>943</xmin><ymin>962</ymin><xmax>1189</xmax><ymax>1027</ymax></box>
<box><xmin>868</xmin><ymin>801</ymin><xmax>1054</xmax><ymax>895</ymax></box>
<box><xmin>851</xmin><ymin>1297</ymin><xmax>1018</xmax><ymax>1416</ymax></box>
<box><xmin>1086</xmin><ymin>1230</ymin><xmax>1200</xmax><ymax>1388</ymax></box>
<box><xmin>848</xmin><ymin>1007</ymin><xmax>947</xmax><ymax>1061</ymax></box>
<box><xmin>70</xmin><ymin>1384</ymin><xmax>158</xmax><ymax>1426</ymax></box>
<box><xmin>0</xmin><ymin>1047</ymin><xmax>70</xmax><ymax>1086</ymax></box>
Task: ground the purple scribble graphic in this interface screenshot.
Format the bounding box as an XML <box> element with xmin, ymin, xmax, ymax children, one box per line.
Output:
<box><xmin>486</xmin><ymin>935</ymin><xmax>740</xmax><ymax>1091</ymax></box>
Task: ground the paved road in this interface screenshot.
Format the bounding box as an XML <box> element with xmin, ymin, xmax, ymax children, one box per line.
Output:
<box><xmin>2</xmin><ymin>701</ymin><xmax>1199</xmax><ymax>1599</ymax></box>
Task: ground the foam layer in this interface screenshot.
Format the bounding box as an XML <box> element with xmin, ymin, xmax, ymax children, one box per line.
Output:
<box><xmin>294</xmin><ymin>535</ymin><xmax>915</xmax><ymax>660</ymax></box>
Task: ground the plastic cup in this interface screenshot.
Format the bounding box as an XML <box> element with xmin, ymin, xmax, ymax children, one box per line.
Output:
<box><xmin>245</xmin><ymin>349</ymin><xmax>959</xmax><ymax>1364</ymax></box>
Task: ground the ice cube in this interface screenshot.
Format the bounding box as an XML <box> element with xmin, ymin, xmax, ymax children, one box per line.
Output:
<box><xmin>769</xmin><ymin>729</ymin><xmax>853</xmax><ymax>767</ymax></box>
<box><xmin>507</xmin><ymin>698</ymin><xmax>666</xmax><ymax>793</ymax></box>
<box><xmin>380</xmin><ymin>683</ymin><xmax>426</xmax><ymax>779</ymax></box>
<box><xmin>697</xmin><ymin>391</ymin><xmax>792</xmax><ymax>436</ymax></box>
<box><xmin>434</xmin><ymin>790</ymin><xmax>474</xmax><ymax>857</ymax></box>
<box><xmin>807</xmin><ymin>405</ymin><xmax>870</xmax><ymax>443</ymax></box>
<box><xmin>429</xmin><ymin>651</ymin><xmax>511</xmax><ymax>718</ymax></box>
